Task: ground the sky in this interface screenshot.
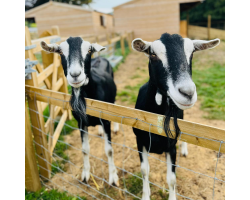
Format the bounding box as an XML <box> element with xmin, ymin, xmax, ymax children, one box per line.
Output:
<box><xmin>88</xmin><ymin>0</ymin><xmax>131</xmax><ymax>14</ymax></box>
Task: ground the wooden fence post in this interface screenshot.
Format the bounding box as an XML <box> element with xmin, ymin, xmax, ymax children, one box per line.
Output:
<box><xmin>26</xmin><ymin>26</ymin><xmax>51</xmax><ymax>179</ymax></box>
<box><xmin>120</xmin><ymin>34</ymin><xmax>125</xmax><ymax>56</ymax></box>
<box><xmin>127</xmin><ymin>32</ymin><xmax>132</xmax><ymax>51</ymax></box>
<box><xmin>207</xmin><ymin>15</ymin><xmax>211</xmax><ymax>40</ymax></box>
<box><xmin>131</xmin><ymin>31</ymin><xmax>135</xmax><ymax>40</ymax></box>
<box><xmin>25</xmin><ymin>100</ymin><xmax>42</xmax><ymax>192</ymax></box>
<box><xmin>187</xmin><ymin>12</ymin><xmax>189</xmax><ymax>37</ymax></box>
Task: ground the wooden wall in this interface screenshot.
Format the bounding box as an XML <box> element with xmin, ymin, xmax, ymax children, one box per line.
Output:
<box><xmin>188</xmin><ymin>25</ymin><xmax>225</xmax><ymax>40</ymax></box>
<box><xmin>113</xmin><ymin>0</ymin><xmax>180</xmax><ymax>41</ymax></box>
<box><xmin>25</xmin><ymin>3</ymin><xmax>94</xmax><ymax>37</ymax></box>
<box><xmin>92</xmin><ymin>12</ymin><xmax>114</xmax><ymax>34</ymax></box>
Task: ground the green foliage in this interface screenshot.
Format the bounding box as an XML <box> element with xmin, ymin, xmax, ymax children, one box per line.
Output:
<box><xmin>26</xmin><ymin>0</ymin><xmax>92</xmax><ymax>11</ymax></box>
<box><xmin>112</xmin><ymin>39</ymin><xmax>131</xmax><ymax>72</ymax></box>
<box><xmin>42</xmin><ymin>103</ymin><xmax>78</xmax><ymax>174</ymax></box>
<box><xmin>124</xmin><ymin>172</ymin><xmax>144</xmax><ymax>199</ymax></box>
<box><xmin>156</xmin><ymin>190</ymin><xmax>169</xmax><ymax>200</ymax></box>
<box><xmin>192</xmin><ymin>62</ymin><xmax>225</xmax><ymax>120</ymax></box>
<box><xmin>25</xmin><ymin>187</ymin><xmax>86</xmax><ymax>200</ymax></box>
<box><xmin>181</xmin><ymin>0</ymin><xmax>225</xmax><ymax>24</ymax></box>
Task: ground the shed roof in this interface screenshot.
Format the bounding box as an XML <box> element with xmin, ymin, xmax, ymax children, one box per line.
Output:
<box><xmin>113</xmin><ymin>0</ymin><xmax>203</xmax><ymax>9</ymax></box>
<box><xmin>25</xmin><ymin>1</ymin><xmax>93</xmax><ymax>17</ymax></box>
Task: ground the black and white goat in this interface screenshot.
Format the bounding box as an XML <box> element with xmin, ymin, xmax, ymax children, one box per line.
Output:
<box><xmin>41</xmin><ymin>37</ymin><xmax>119</xmax><ymax>186</ymax></box>
<box><xmin>131</xmin><ymin>33</ymin><xmax>220</xmax><ymax>200</ymax></box>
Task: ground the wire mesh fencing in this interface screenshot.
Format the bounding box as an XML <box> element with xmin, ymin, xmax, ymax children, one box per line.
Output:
<box><xmin>25</xmin><ymin>87</ymin><xmax>225</xmax><ymax>200</ymax></box>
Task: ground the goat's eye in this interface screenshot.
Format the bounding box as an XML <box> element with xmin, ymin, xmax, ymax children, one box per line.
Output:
<box><xmin>88</xmin><ymin>49</ymin><xmax>92</xmax><ymax>53</ymax></box>
<box><xmin>151</xmin><ymin>53</ymin><xmax>156</xmax><ymax>57</ymax></box>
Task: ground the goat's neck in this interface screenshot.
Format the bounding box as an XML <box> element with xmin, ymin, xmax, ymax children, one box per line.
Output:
<box><xmin>144</xmin><ymin>79</ymin><xmax>169</xmax><ymax>114</ymax></box>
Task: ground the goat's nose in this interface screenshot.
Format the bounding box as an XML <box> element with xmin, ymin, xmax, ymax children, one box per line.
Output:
<box><xmin>70</xmin><ymin>71</ymin><xmax>81</xmax><ymax>78</ymax></box>
<box><xmin>178</xmin><ymin>84</ymin><xmax>195</xmax><ymax>99</ymax></box>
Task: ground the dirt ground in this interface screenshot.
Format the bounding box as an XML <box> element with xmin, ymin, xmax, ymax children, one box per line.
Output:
<box><xmin>48</xmin><ymin>47</ymin><xmax>225</xmax><ymax>200</ymax></box>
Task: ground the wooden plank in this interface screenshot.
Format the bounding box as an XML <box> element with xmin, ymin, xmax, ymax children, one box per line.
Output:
<box><xmin>37</xmin><ymin>64</ymin><xmax>54</xmax><ymax>84</ymax></box>
<box><xmin>41</xmin><ymin>102</ymin><xmax>48</xmax><ymax>112</ymax></box>
<box><xmin>50</xmin><ymin>110</ymin><xmax>68</xmax><ymax>153</ymax></box>
<box><xmin>25</xmin><ymin>85</ymin><xmax>225</xmax><ymax>153</ymax></box>
<box><xmin>120</xmin><ymin>35</ymin><xmax>125</xmax><ymax>56</ymax></box>
<box><xmin>54</xmin><ymin>78</ymin><xmax>63</xmax><ymax>92</ymax></box>
<box><xmin>44</xmin><ymin>106</ymin><xmax>62</xmax><ymax>133</ymax></box>
<box><xmin>111</xmin><ymin>36</ymin><xmax>120</xmax><ymax>44</ymax></box>
<box><xmin>35</xmin><ymin>63</ymin><xmax>51</xmax><ymax>89</ymax></box>
<box><xmin>25</xmin><ymin>101</ymin><xmax>41</xmax><ymax>192</ymax></box>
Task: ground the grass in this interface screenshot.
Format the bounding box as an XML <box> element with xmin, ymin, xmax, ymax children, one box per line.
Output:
<box><xmin>116</xmin><ymin>77</ymin><xmax>149</xmax><ymax>104</ymax></box>
<box><xmin>25</xmin><ymin>187</ymin><xmax>86</xmax><ymax>200</ymax></box>
<box><xmin>192</xmin><ymin>62</ymin><xmax>225</xmax><ymax>120</ymax></box>
<box><xmin>112</xmin><ymin>39</ymin><xmax>131</xmax><ymax>72</ymax></box>
<box><xmin>124</xmin><ymin>172</ymin><xmax>144</xmax><ymax>198</ymax></box>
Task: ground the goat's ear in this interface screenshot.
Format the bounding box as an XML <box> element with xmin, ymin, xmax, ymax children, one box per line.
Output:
<box><xmin>192</xmin><ymin>38</ymin><xmax>220</xmax><ymax>52</ymax></box>
<box><xmin>91</xmin><ymin>43</ymin><xmax>106</xmax><ymax>52</ymax></box>
<box><xmin>40</xmin><ymin>41</ymin><xmax>61</xmax><ymax>54</ymax></box>
<box><xmin>132</xmin><ymin>38</ymin><xmax>151</xmax><ymax>54</ymax></box>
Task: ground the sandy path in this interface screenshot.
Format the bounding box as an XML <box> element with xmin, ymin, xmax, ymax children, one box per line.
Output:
<box><xmin>48</xmin><ymin>51</ymin><xmax>225</xmax><ymax>200</ymax></box>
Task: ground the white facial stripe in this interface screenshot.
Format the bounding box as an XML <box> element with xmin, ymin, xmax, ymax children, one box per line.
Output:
<box><xmin>81</xmin><ymin>41</ymin><xmax>91</xmax><ymax>59</ymax></box>
<box><xmin>183</xmin><ymin>38</ymin><xmax>194</xmax><ymax>65</ymax></box>
<box><xmin>151</xmin><ymin>40</ymin><xmax>168</xmax><ymax>67</ymax></box>
<box><xmin>59</xmin><ymin>41</ymin><xmax>69</xmax><ymax>59</ymax></box>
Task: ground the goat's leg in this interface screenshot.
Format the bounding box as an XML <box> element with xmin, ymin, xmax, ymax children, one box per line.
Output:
<box><xmin>166</xmin><ymin>147</ymin><xmax>177</xmax><ymax>200</ymax></box>
<box><xmin>113</xmin><ymin>122</ymin><xmax>119</xmax><ymax>134</ymax></box>
<box><xmin>102</xmin><ymin>120</ymin><xmax>119</xmax><ymax>186</ymax></box>
<box><xmin>81</xmin><ymin>126</ymin><xmax>90</xmax><ymax>183</ymax></box>
<box><xmin>139</xmin><ymin>144</ymin><xmax>150</xmax><ymax>200</ymax></box>
<box><xmin>98</xmin><ymin>125</ymin><xmax>104</xmax><ymax>136</ymax></box>
<box><xmin>181</xmin><ymin>142</ymin><xmax>188</xmax><ymax>157</ymax></box>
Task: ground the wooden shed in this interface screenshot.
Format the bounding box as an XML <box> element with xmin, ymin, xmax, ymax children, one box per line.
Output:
<box><xmin>113</xmin><ymin>0</ymin><xmax>203</xmax><ymax>41</ymax></box>
<box><xmin>25</xmin><ymin>1</ymin><xmax>114</xmax><ymax>37</ymax></box>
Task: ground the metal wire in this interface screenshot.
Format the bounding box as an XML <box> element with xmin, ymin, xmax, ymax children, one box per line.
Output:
<box><xmin>26</xmin><ymin>90</ymin><xmax>225</xmax><ymax>200</ymax></box>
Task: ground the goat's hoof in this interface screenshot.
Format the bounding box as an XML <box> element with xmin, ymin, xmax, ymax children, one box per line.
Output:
<box><xmin>114</xmin><ymin>131</ymin><xmax>118</xmax><ymax>135</ymax></box>
<box><xmin>82</xmin><ymin>178</ymin><xmax>88</xmax><ymax>184</ymax></box>
<box><xmin>111</xmin><ymin>180</ymin><xmax>119</xmax><ymax>187</ymax></box>
<box><xmin>182</xmin><ymin>154</ymin><xmax>187</xmax><ymax>157</ymax></box>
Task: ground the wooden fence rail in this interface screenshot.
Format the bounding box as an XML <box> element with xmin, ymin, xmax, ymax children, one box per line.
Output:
<box><xmin>25</xmin><ymin>85</ymin><xmax>225</xmax><ymax>154</ymax></box>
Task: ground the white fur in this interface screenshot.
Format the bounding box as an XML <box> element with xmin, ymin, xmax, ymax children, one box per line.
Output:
<box><xmin>167</xmin><ymin>77</ymin><xmax>197</xmax><ymax>110</ymax></box>
<box><xmin>81</xmin><ymin>130</ymin><xmax>90</xmax><ymax>182</ymax></box>
<box><xmin>181</xmin><ymin>142</ymin><xmax>188</xmax><ymax>156</ymax></box>
<box><xmin>151</xmin><ymin>40</ymin><xmax>168</xmax><ymax>67</ymax></box>
<box><xmin>141</xmin><ymin>146</ymin><xmax>150</xmax><ymax>200</ymax></box>
<box><xmin>155</xmin><ymin>92</ymin><xmax>162</xmax><ymax>105</ymax></box>
<box><xmin>183</xmin><ymin>38</ymin><xmax>194</xmax><ymax>65</ymax></box>
<box><xmin>104</xmin><ymin>133</ymin><xmax>119</xmax><ymax>186</ymax></box>
<box><xmin>98</xmin><ymin>125</ymin><xmax>104</xmax><ymax>136</ymax></box>
<box><xmin>166</xmin><ymin>153</ymin><xmax>176</xmax><ymax>200</ymax></box>
<box><xmin>113</xmin><ymin>122</ymin><xmax>119</xmax><ymax>133</ymax></box>
<box><xmin>59</xmin><ymin>41</ymin><xmax>69</xmax><ymax>59</ymax></box>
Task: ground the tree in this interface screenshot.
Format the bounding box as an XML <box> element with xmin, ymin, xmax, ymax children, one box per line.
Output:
<box><xmin>25</xmin><ymin>0</ymin><xmax>93</xmax><ymax>11</ymax></box>
<box><xmin>181</xmin><ymin>0</ymin><xmax>225</xmax><ymax>23</ymax></box>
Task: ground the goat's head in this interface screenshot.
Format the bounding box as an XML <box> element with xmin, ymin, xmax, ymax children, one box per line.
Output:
<box><xmin>41</xmin><ymin>37</ymin><xmax>106</xmax><ymax>88</ymax></box>
<box><xmin>132</xmin><ymin>33</ymin><xmax>220</xmax><ymax>110</ymax></box>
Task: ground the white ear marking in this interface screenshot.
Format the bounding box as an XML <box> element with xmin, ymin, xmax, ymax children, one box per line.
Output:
<box><xmin>91</xmin><ymin>43</ymin><xmax>106</xmax><ymax>52</ymax></box>
<box><xmin>131</xmin><ymin>38</ymin><xmax>151</xmax><ymax>53</ymax></box>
